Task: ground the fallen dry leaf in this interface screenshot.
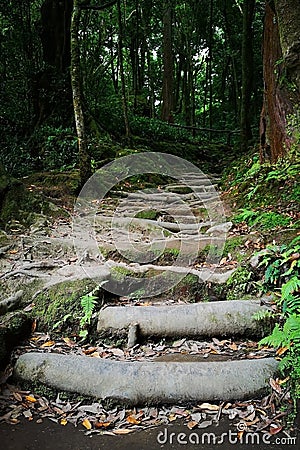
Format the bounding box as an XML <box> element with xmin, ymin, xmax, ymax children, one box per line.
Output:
<box><xmin>25</xmin><ymin>395</ymin><xmax>37</xmax><ymax>403</ymax></box>
<box><xmin>126</xmin><ymin>415</ymin><xmax>141</xmax><ymax>425</ymax></box>
<box><xmin>95</xmin><ymin>421</ymin><xmax>111</xmax><ymax>429</ymax></box>
<box><xmin>187</xmin><ymin>420</ymin><xmax>198</xmax><ymax>429</ymax></box>
<box><xmin>269</xmin><ymin>378</ymin><xmax>282</xmax><ymax>394</ymax></box>
<box><xmin>82</xmin><ymin>418</ymin><xmax>92</xmax><ymax>430</ymax></box>
<box><xmin>40</xmin><ymin>341</ymin><xmax>55</xmax><ymax>348</ymax></box>
<box><xmin>228</xmin><ymin>342</ymin><xmax>238</xmax><ymax>351</ymax></box>
<box><xmin>60</xmin><ymin>418</ymin><xmax>68</xmax><ymax>426</ymax></box>
<box><xmin>114</xmin><ymin>429</ymin><xmax>134</xmax><ymax>435</ymax></box>
<box><xmin>168</xmin><ymin>414</ymin><xmax>177</xmax><ymax>422</ymax></box>
<box><xmin>276</xmin><ymin>347</ymin><xmax>289</xmax><ymax>356</ymax></box>
<box><xmin>62</xmin><ymin>337</ymin><xmax>75</xmax><ymax>347</ymax></box>
<box><xmin>269</xmin><ymin>425</ymin><xmax>283</xmax><ymax>435</ymax></box>
<box><xmin>13</xmin><ymin>392</ymin><xmax>23</xmax><ymax>402</ymax></box>
<box><xmin>198</xmin><ymin>403</ymin><xmax>219</xmax><ymax>411</ymax></box>
<box><xmin>83</xmin><ymin>347</ymin><xmax>98</xmax><ymax>355</ymax></box>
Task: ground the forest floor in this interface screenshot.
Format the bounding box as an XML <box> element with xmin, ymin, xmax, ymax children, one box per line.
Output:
<box><xmin>0</xmin><ymin>163</ymin><xmax>299</xmax><ymax>449</ymax></box>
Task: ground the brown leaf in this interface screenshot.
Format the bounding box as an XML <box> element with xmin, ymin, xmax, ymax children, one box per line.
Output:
<box><xmin>25</xmin><ymin>395</ymin><xmax>37</xmax><ymax>403</ymax></box>
<box><xmin>40</xmin><ymin>340</ymin><xmax>55</xmax><ymax>348</ymax></box>
<box><xmin>62</xmin><ymin>337</ymin><xmax>76</xmax><ymax>347</ymax></box>
<box><xmin>198</xmin><ymin>403</ymin><xmax>219</xmax><ymax>411</ymax></box>
<box><xmin>83</xmin><ymin>347</ymin><xmax>98</xmax><ymax>355</ymax></box>
<box><xmin>276</xmin><ymin>346</ymin><xmax>288</xmax><ymax>356</ymax></box>
<box><xmin>114</xmin><ymin>429</ymin><xmax>134</xmax><ymax>435</ymax></box>
<box><xmin>13</xmin><ymin>392</ymin><xmax>23</xmax><ymax>402</ymax></box>
<box><xmin>228</xmin><ymin>342</ymin><xmax>238</xmax><ymax>351</ymax></box>
<box><xmin>269</xmin><ymin>426</ymin><xmax>283</xmax><ymax>435</ymax></box>
<box><xmin>168</xmin><ymin>413</ymin><xmax>177</xmax><ymax>422</ymax></box>
<box><xmin>269</xmin><ymin>378</ymin><xmax>282</xmax><ymax>394</ymax></box>
<box><xmin>95</xmin><ymin>421</ymin><xmax>111</xmax><ymax>429</ymax></box>
<box><xmin>238</xmin><ymin>431</ymin><xmax>244</xmax><ymax>441</ymax></box>
<box><xmin>82</xmin><ymin>418</ymin><xmax>92</xmax><ymax>430</ymax></box>
<box><xmin>187</xmin><ymin>421</ymin><xmax>198</xmax><ymax>430</ymax></box>
<box><xmin>126</xmin><ymin>415</ymin><xmax>141</xmax><ymax>425</ymax></box>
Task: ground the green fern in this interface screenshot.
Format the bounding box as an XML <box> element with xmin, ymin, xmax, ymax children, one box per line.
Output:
<box><xmin>282</xmin><ymin>276</ymin><xmax>300</xmax><ymax>300</ymax></box>
<box><xmin>79</xmin><ymin>293</ymin><xmax>98</xmax><ymax>338</ymax></box>
<box><xmin>259</xmin><ymin>315</ymin><xmax>300</xmax><ymax>352</ymax></box>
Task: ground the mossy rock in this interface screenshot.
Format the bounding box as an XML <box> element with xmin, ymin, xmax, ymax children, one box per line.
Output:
<box><xmin>32</xmin><ymin>279</ymin><xmax>97</xmax><ymax>334</ymax></box>
<box><xmin>0</xmin><ymin>311</ymin><xmax>33</xmax><ymax>370</ymax></box>
<box><xmin>0</xmin><ymin>168</ymin><xmax>67</xmax><ymax>229</ymax></box>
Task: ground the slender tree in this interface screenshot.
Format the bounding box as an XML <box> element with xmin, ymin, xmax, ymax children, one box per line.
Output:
<box><xmin>240</xmin><ymin>0</ymin><xmax>255</xmax><ymax>152</ymax></box>
<box><xmin>117</xmin><ymin>0</ymin><xmax>131</xmax><ymax>139</ymax></box>
<box><xmin>161</xmin><ymin>0</ymin><xmax>174</xmax><ymax>122</ymax></box>
<box><xmin>71</xmin><ymin>0</ymin><xmax>91</xmax><ymax>186</ymax></box>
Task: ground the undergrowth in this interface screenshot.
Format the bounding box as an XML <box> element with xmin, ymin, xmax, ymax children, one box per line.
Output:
<box><xmin>256</xmin><ymin>237</ymin><xmax>300</xmax><ymax>403</ymax></box>
<box><xmin>223</xmin><ymin>148</ymin><xmax>300</xmax><ymax>231</ymax></box>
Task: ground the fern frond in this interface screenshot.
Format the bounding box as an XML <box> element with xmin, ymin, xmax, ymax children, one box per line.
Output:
<box><xmin>282</xmin><ymin>276</ymin><xmax>300</xmax><ymax>300</ymax></box>
<box><xmin>80</xmin><ymin>293</ymin><xmax>98</xmax><ymax>326</ymax></box>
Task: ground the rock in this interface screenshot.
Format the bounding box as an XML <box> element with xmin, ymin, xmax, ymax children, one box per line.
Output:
<box><xmin>98</xmin><ymin>300</ymin><xmax>268</xmax><ymax>338</ymax></box>
<box><xmin>0</xmin><ymin>290</ymin><xmax>23</xmax><ymax>315</ymax></box>
<box><xmin>14</xmin><ymin>352</ymin><xmax>278</xmax><ymax>404</ymax></box>
<box><xmin>207</xmin><ymin>222</ymin><xmax>233</xmax><ymax>235</ymax></box>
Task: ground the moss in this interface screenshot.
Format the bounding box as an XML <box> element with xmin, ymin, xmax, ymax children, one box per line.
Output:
<box><xmin>32</xmin><ymin>279</ymin><xmax>96</xmax><ymax>333</ymax></box>
<box><xmin>226</xmin><ymin>266</ymin><xmax>256</xmax><ymax>300</ymax></box>
<box><xmin>135</xmin><ymin>209</ymin><xmax>159</xmax><ymax>220</ymax></box>
<box><xmin>110</xmin><ymin>266</ymin><xmax>137</xmax><ymax>281</ymax></box>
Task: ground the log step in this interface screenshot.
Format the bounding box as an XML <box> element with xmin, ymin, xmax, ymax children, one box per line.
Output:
<box><xmin>14</xmin><ymin>352</ymin><xmax>278</xmax><ymax>404</ymax></box>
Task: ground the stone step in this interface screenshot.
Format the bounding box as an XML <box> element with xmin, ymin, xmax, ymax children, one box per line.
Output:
<box><xmin>97</xmin><ymin>300</ymin><xmax>266</xmax><ymax>338</ymax></box>
<box><xmin>14</xmin><ymin>352</ymin><xmax>278</xmax><ymax>404</ymax></box>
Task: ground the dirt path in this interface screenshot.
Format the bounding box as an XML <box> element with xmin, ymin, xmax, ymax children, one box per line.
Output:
<box><xmin>0</xmin><ymin>160</ymin><xmax>298</xmax><ymax>446</ymax></box>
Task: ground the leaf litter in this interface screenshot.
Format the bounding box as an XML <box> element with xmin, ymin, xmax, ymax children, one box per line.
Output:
<box><xmin>0</xmin><ymin>333</ymin><xmax>296</xmax><ymax>439</ymax></box>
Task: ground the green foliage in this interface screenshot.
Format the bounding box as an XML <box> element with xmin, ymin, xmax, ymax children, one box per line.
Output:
<box><xmin>258</xmin><ymin>237</ymin><xmax>300</xmax><ymax>312</ymax></box>
<box><xmin>258</xmin><ymin>237</ymin><xmax>300</xmax><ymax>399</ymax></box>
<box><xmin>130</xmin><ymin>116</ymin><xmax>192</xmax><ymax>142</ymax></box>
<box><xmin>260</xmin><ymin>315</ymin><xmax>300</xmax><ymax>397</ymax></box>
<box><xmin>223</xmin><ymin>151</ymin><xmax>300</xmax><ymax>213</ymax></box>
<box><xmin>79</xmin><ymin>293</ymin><xmax>98</xmax><ymax>339</ymax></box>
<box><xmin>226</xmin><ymin>266</ymin><xmax>255</xmax><ymax>300</ymax></box>
<box><xmin>233</xmin><ymin>209</ymin><xmax>292</xmax><ymax>230</ymax></box>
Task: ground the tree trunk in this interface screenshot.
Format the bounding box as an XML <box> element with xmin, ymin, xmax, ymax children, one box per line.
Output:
<box><xmin>71</xmin><ymin>0</ymin><xmax>91</xmax><ymax>186</ymax></box>
<box><xmin>260</xmin><ymin>0</ymin><xmax>300</xmax><ymax>162</ymax></box>
<box><xmin>274</xmin><ymin>0</ymin><xmax>300</xmax><ymax>93</ymax></box>
<box><xmin>161</xmin><ymin>0</ymin><xmax>174</xmax><ymax>122</ymax></box>
<box><xmin>33</xmin><ymin>0</ymin><xmax>73</xmax><ymax>127</ymax></box>
<box><xmin>117</xmin><ymin>0</ymin><xmax>130</xmax><ymax>140</ymax></box>
<box><xmin>240</xmin><ymin>0</ymin><xmax>255</xmax><ymax>152</ymax></box>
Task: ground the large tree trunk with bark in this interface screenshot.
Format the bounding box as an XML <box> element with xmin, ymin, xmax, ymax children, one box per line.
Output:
<box><xmin>260</xmin><ymin>0</ymin><xmax>300</xmax><ymax>162</ymax></box>
<box><xmin>32</xmin><ymin>0</ymin><xmax>73</xmax><ymax>127</ymax></box>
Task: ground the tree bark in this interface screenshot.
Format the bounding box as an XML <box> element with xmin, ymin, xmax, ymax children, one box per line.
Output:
<box><xmin>259</xmin><ymin>1</ymin><xmax>297</xmax><ymax>162</ymax></box>
<box><xmin>240</xmin><ymin>0</ymin><xmax>255</xmax><ymax>152</ymax></box>
<box><xmin>117</xmin><ymin>0</ymin><xmax>131</xmax><ymax>140</ymax></box>
<box><xmin>161</xmin><ymin>0</ymin><xmax>174</xmax><ymax>122</ymax></box>
<box><xmin>274</xmin><ymin>0</ymin><xmax>300</xmax><ymax>93</ymax></box>
<box><xmin>71</xmin><ymin>0</ymin><xmax>91</xmax><ymax>186</ymax></box>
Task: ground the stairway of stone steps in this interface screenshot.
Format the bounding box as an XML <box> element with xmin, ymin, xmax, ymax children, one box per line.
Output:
<box><xmin>14</xmin><ymin>171</ymin><xmax>278</xmax><ymax>406</ymax></box>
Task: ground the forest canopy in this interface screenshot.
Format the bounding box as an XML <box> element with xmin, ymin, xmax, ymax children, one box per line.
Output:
<box><xmin>0</xmin><ymin>0</ymin><xmax>299</xmax><ymax>179</ymax></box>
